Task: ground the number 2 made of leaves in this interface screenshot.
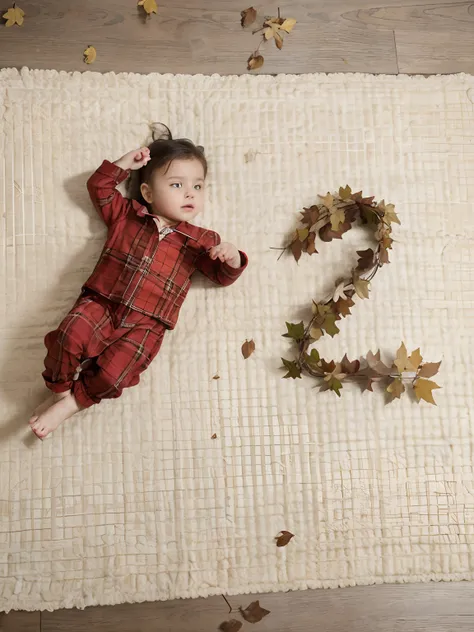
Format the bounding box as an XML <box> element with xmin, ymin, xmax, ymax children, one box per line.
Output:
<box><xmin>277</xmin><ymin>186</ymin><xmax>441</xmax><ymax>404</ymax></box>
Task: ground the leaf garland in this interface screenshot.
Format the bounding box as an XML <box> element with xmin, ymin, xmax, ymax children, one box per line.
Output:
<box><xmin>279</xmin><ymin>186</ymin><xmax>442</xmax><ymax>404</ymax></box>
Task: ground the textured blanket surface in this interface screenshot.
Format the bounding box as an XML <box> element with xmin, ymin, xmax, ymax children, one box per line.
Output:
<box><xmin>0</xmin><ymin>67</ymin><xmax>473</xmax><ymax>612</ymax></box>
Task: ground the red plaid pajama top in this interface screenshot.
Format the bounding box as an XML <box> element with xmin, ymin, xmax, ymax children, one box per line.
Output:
<box><xmin>84</xmin><ymin>160</ymin><xmax>248</xmax><ymax>328</ymax></box>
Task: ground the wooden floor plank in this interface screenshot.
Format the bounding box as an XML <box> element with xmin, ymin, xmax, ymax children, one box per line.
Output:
<box><xmin>0</xmin><ymin>611</ymin><xmax>40</xmax><ymax>632</ymax></box>
<box><xmin>40</xmin><ymin>584</ymin><xmax>474</xmax><ymax>632</ymax></box>
<box><xmin>396</xmin><ymin>30</ymin><xmax>474</xmax><ymax>74</ymax></box>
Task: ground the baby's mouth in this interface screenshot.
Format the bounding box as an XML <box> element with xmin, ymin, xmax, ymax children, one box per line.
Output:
<box><xmin>182</xmin><ymin>204</ymin><xmax>195</xmax><ymax>210</ymax></box>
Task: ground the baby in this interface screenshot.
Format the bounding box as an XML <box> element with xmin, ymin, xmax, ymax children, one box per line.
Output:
<box><xmin>29</xmin><ymin>126</ymin><xmax>248</xmax><ymax>439</ymax></box>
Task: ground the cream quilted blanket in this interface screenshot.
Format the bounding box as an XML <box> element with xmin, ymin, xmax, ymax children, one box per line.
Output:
<box><xmin>1</xmin><ymin>68</ymin><xmax>473</xmax><ymax>612</ymax></box>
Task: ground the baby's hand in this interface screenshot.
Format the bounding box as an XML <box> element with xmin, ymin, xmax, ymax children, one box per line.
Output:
<box><xmin>114</xmin><ymin>147</ymin><xmax>151</xmax><ymax>171</ymax></box>
<box><xmin>208</xmin><ymin>242</ymin><xmax>241</xmax><ymax>268</ymax></box>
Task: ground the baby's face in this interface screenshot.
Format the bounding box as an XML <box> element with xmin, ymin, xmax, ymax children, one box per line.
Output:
<box><xmin>141</xmin><ymin>158</ymin><xmax>205</xmax><ymax>224</ymax></box>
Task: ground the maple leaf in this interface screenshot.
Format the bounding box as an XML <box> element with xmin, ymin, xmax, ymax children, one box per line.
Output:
<box><xmin>282</xmin><ymin>321</ymin><xmax>305</xmax><ymax>342</ymax></box>
<box><xmin>319</xmin><ymin>193</ymin><xmax>334</xmax><ymax>210</ymax></box>
<box><xmin>356</xmin><ymin>248</ymin><xmax>375</xmax><ymax>272</ymax></box>
<box><xmin>300</xmin><ymin>205</ymin><xmax>320</xmax><ymax>227</ymax></box>
<box><xmin>240</xmin><ymin>601</ymin><xmax>271</xmax><ymax>624</ymax></box>
<box><xmin>2</xmin><ymin>4</ymin><xmax>24</xmax><ymax>26</ymax></box>
<box><xmin>275</xmin><ymin>530</ymin><xmax>294</xmax><ymax>547</ymax></box>
<box><xmin>297</xmin><ymin>227</ymin><xmax>309</xmax><ymax>242</ymax></box>
<box><xmin>281</xmin><ymin>358</ymin><xmax>302</xmax><ymax>379</ymax></box>
<box><xmin>321</xmin><ymin>314</ymin><xmax>340</xmax><ymax>337</ymax></box>
<box><xmin>330</xmin><ymin>207</ymin><xmax>346</xmax><ymax>231</ymax></box>
<box><xmin>366</xmin><ymin>350</ymin><xmax>392</xmax><ymax>376</ymax></box>
<box><xmin>351</xmin><ymin>191</ymin><xmax>375</xmax><ymax>206</ymax></box>
<box><xmin>312</xmin><ymin>302</ymin><xmax>331</xmax><ymax>317</ymax></box>
<box><xmin>352</xmin><ymin>274</ymin><xmax>370</xmax><ymax>299</ymax></box>
<box><xmin>138</xmin><ymin>0</ymin><xmax>157</xmax><ymax>14</ymax></box>
<box><xmin>83</xmin><ymin>46</ymin><xmax>97</xmax><ymax>64</ymax></box>
<box><xmin>386</xmin><ymin>377</ymin><xmax>405</xmax><ymax>401</ymax></box>
<box><xmin>304</xmin><ymin>348</ymin><xmax>321</xmax><ymax>367</ymax></box>
<box><xmin>408</xmin><ymin>348</ymin><xmax>423</xmax><ymax>372</ymax></box>
<box><xmin>241</xmin><ymin>339</ymin><xmax>255</xmax><ymax>359</ymax></box>
<box><xmin>219</xmin><ymin>620</ymin><xmax>243</xmax><ymax>632</ymax></box>
<box><xmin>326</xmin><ymin>377</ymin><xmax>343</xmax><ymax>396</ymax></box>
<box><xmin>333</xmin><ymin>296</ymin><xmax>355</xmax><ymax>317</ymax></box>
<box><xmin>393</xmin><ymin>342</ymin><xmax>420</xmax><ymax>373</ymax></box>
<box><xmin>339</xmin><ymin>185</ymin><xmax>352</xmax><ymax>200</ymax></box>
<box><xmin>290</xmin><ymin>237</ymin><xmax>302</xmax><ymax>262</ymax></box>
<box><xmin>263</xmin><ymin>16</ymin><xmax>297</xmax><ymax>49</ymax></box>
<box><xmin>247</xmin><ymin>52</ymin><xmax>264</xmax><ymax>71</ymax></box>
<box><xmin>414</xmin><ymin>378</ymin><xmax>441</xmax><ymax>405</ymax></box>
<box><xmin>306</xmin><ymin>231</ymin><xmax>317</xmax><ymax>255</ymax></box>
<box><xmin>341</xmin><ymin>354</ymin><xmax>360</xmax><ymax>374</ymax></box>
<box><xmin>240</xmin><ymin>6</ymin><xmax>257</xmax><ymax>27</ymax></box>
<box><xmin>378</xmin><ymin>200</ymin><xmax>400</xmax><ymax>225</ymax></box>
<box><xmin>320</xmin><ymin>359</ymin><xmax>336</xmax><ymax>374</ymax></box>
<box><xmin>418</xmin><ymin>361</ymin><xmax>442</xmax><ymax>379</ymax></box>
<box><xmin>319</xmin><ymin>221</ymin><xmax>351</xmax><ymax>242</ymax></box>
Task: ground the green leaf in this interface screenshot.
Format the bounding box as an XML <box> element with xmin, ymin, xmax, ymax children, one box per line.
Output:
<box><xmin>304</xmin><ymin>348</ymin><xmax>320</xmax><ymax>366</ymax></box>
<box><xmin>338</xmin><ymin>185</ymin><xmax>352</xmax><ymax>200</ymax></box>
<box><xmin>297</xmin><ymin>228</ymin><xmax>309</xmax><ymax>242</ymax></box>
<box><xmin>282</xmin><ymin>321</ymin><xmax>305</xmax><ymax>342</ymax></box>
<box><xmin>281</xmin><ymin>358</ymin><xmax>302</xmax><ymax>379</ymax></box>
<box><xmin>321</xmin><ymin>314</ymin><xmax>340</xmax><ymax>337</ymax></box>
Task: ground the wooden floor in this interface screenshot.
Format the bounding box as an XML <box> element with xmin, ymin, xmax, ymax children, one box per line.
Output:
<box><xmin>0</xmin><ymin>0</ymin><xmax>473</xmax><ymax>75</ymax></box>
<box><xmin>1</xmin><ymin>0</ymin><xmax>474</xmax><ymax>629</ymax></box>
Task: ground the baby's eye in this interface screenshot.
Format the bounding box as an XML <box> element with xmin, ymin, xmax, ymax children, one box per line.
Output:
<box><xmin>194</xmin><ymin>184</ymin><xmax>202</xmax><ymax>190</ymax></box>
<box><xmin>170</xmin><ymin>183</ymin><xmax>182</xmax><ymax>188</ymax></box>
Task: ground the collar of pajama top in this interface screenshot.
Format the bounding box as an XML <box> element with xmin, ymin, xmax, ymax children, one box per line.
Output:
<box><xmin>135</xmin><ymin>205</ymin><xmax>195</xmax><ymax>242</ymax></box>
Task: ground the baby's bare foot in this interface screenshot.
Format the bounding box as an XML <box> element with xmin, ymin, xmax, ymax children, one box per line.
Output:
<box><xmin>29</xmin><ymin>391</ymin><xmax>69</xmax><ymax>425</ymax></box>
<box><xmin>31</xmin><ymin>391</ymin><xmax>83</xmax><ymax>440</ymax></box>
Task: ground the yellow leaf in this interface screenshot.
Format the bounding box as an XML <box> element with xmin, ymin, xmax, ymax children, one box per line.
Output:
<box><xmin>83</xmin><ymin>46</ymin><xmax>97</xmax><ymax>64</ymax></box>
<box><xmin>383</xmin><ymin>203</ymin><xmax>400</xmax><ymax>225</ymax></box>
<box><xmin>353</xmin><ymin>275</ymin><xmax>370</xmax><ymax>299</ymax></box>
<box><xmin>393</xmin><ymin>341</ymin><xmax>409</xmax><ymax>373</ymax></box>
<box><xmin>338</xmin><ymin>185</ymin><xmax>352</xmax><ymax>200</ymax></box>
<box><xmin>330</xmin><ymin>207</ymin><xmax>345</xmax><ymax>231</ymax></box>
<box><xmin>319</xmin><ymin>193</ymin><xmax>334</xmax><ymax>209</ymax></box>
<box><xmin>407</xmin><ymin>347</ymin><xmax>423</xmax><ymax>371</ymax></box>
<box><xmin>138</xmin><ymin>0</ymin><xmax>158</xmax><ymax>14</ymax></box>
<box><xmin>309</xmin><ymin>327</ymin><xmax>323</xmax><ymax>341</ymax></box>
<box><xmin>414</xmin><ymin>378</ymin><xmax>441</xmax><ymax>405</ymax></box>
<box><xmin>386</xmin><ymin>378</ymin><xmax>405</xmax><ymax>400</ymax></box>
<box><xmin>3</xmin><ymin>5</ymin><xmax>24</xmax><ymax>27</ymax></box>
<box><xmin>264</xmin><ymin>26</ymin><xmax>274</xmax><ymax>40</ymax></box>
<box><xmin>247</xmin><ymin>53</ymin><xmax>264</xmax><ymax>71</ymax></box>
<box><xmin>280</xmin><ymin>17</ymin><xmax>297</xmax><ymax>33</ymax></box>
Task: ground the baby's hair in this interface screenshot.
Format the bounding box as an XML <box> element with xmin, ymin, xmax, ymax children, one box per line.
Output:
<box><xmin>133</xmin><ymin>123</ymin><xmax>207</xmax><ymax>206</ymax></box>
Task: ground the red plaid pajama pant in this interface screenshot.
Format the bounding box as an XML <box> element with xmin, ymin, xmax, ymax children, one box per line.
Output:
<box><xmin>42</xmin><ymin>290</ymin><xmax>167</xmax><ymax>408</ymax></box>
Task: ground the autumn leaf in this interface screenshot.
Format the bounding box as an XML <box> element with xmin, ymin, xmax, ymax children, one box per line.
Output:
<box><xmin>356</xmin><ymin>248</ymin><xmax>375</xmax><ymax>272</ymax></box>
<box><xmin>330</xmin><ymin>207</ymin><xmax>346</xmax><ymax>231</ymax></box>
<box><xmin>332</xmin><ymin>280</ymin><xmax>348</xmax><ymax>303</ymax></box>
<box><xmin>306</xmin><ymin>231</ymin><xmax>317</xmax><ymax>255</ymax></box>
<box><xmin>352</xmin><ymin>274</ymin><xmax>370</xmax><ymax>299</ymax></box>
<box><xmin>378</xmin><ymin>200</ymin><xmax>400</xmax><ymax>225</ymax></box>
<box><xmin>333</xmin><ymin>296</ymin><xmax>355</xmax><ymax>317</ymax></box>
<box><xmin>240</xmin><ymin>601</ymin><xmax>271</xmax><ymax>624</ymax></box>
<box><xmin>247</xmin><ymin>52</ymin><xmax>264</xmax><ymax>71</ymax></box>
<box><xmin>408</xmin><ymin>348</ymin><xmax>423</xmax><ymax>372</ymax></box>
<box><xmin>321</xmin><ymin>314</ymin><xmax>340</xmax><ymax>337</ymax></box>
<box><xmin>83</xmin><ymin>46</ymin><xmax>97</xmax><ymax>64</ymax></box>
<box><xmin>319</xmin><ymin>193</ymin><xmax>334</xmax><ymax>210</ymax></box>
<box><xmin>312</xmin><ymin>302</ymin><xmax>331</xmax><ymax>317</ymax></box>
<box><xmin>300</xmin><ymin>205</ymin><xmax>320</xmax><ymax>227</ymax></box>
<box><xmin>339</xmin><ymin>185</ymin><xmax>352</xmax><ymax>200</ymax></box>
<box><xmin>309</xmin><ymin>327</ymin><xmax>323</xmax><ymax>341</ymax></box>
<box><xmin>418</xmin><ymin>361</ymin><xmax>442</xmax><ymax>378</ymax></box>
<box><xmin>240</xmin><ymin>6</ymin><xmax>257</xmax><ymax>27</ymax></box>
<box><xmin>2</xmin><ymin>4</ymin><xmax>24</xmax><ymax>26</ymax></box>
<box><xmin>290</xmin><ymin>238</ymin><xmax>303</xmax><ymax>262</ymax></box>
<box><xmin>138</xmin><ymin>0</ymin><xmax>158</xmax><ymax>14</ymax></box>
<box><xmin>280</xmin><ymin>17</ymin><xmax>297</xmax><ymax>32</ymax></box>
<box><xmin>211</xmin><ymin>433</ymin><xmax>217</xmax><ymax>439</ymax></box>
<box><xmin>282</xmin><ymin>321</ymin><xmax>305</xmax><ymax>342</ymax></box>
<box><xmin>275</xmin><ymin>530</ymin><xmax>294</xmax><ymax>547</ymax></box>
<box><xmin>242</xmin><ymin>339</ymin><xmax>255</xmax><ymax>359</ymax></box>
<box><xmin>341</xmin><ymin>354</ymin><xmax>360</xmax><ymax>374</ymax></box>
<box><xmin>386</xmin><ymin>377</ymin><xmax>405</xmax><ymax>400</ymax></box>
<box><xmin>393</xmin><ymin>342</ymin><xmax>420</xmax><ymax>373</ymax></box>
<box><xmin>304</xmin><ymin>348</ymin><xmax>321</xmax><ymax>367</ymax></box>
<box><xmin>366</xmin><ymin>350</ymin><xmax>392</xmax><ymax>376</ymax></box>
<box><xmin>281</xmin><ymin>358</ymin><xmax>302</xmax><ymax>379</ymax></box>
<box><xmin>297</xmin><ymin>227</ymin><xmax>309</xmax><ymax>242</ymax></box>
<box><xmin>219</xmin><ymin>620</ymin><xmax>243</xmax><ymax>632</ymax></box>
<box><xmin>414</xmin><ymin>378</ymin><xmax>441</xmax><ymax>405</ymax></box>
<box><xmin>262</xmin><ymin>16</ymin><xmax>297</xmax><ymax>49</ymax></box>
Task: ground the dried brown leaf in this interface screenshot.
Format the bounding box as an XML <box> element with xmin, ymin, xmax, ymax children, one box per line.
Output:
<box><xmin>247</xmin><ymin>52</ymin><xmax>264</xmax><ymax>71</ymax></box>
<box><xmin>240</xmin><ymin>6</ymin><xmax>257</xmax><ymax>27</ymax></box>
<box><xmin>414</xmin><ymin>378</ymin><xmax>441</xmax><ymax>405</ymax></box>
<box><xmin>219</xmin><ymin>619</ymin><xmax>243</xmax><ymax>632</ymax></box>
<box><xmin>291</xmin><ymin>238</ymin><xmax>303</xmax><ymax>262</ymax></box>
<box><xmin>212</xmin><ymin>373</ymin><xmax>220</xmax><ymax>380</ymax></box>
<box><xmin>242</xmin><ymin>339</ymin><xmax>255</xmax><ymax>359</ymax></box>
<box><xmin>418</xmin><ymin>361</ymin><xmax>442</xmax><ymax>378</ymax></box>
<box><xmin>211</xmin><ymin>433</ymin><xmax>217</xmax><ymax>439</ymax></box>
<box><xmin>341</xmin><ymin>354</ymin><xmax>360</xmax><ymax>374</ymax></box>
<box><xmin>240</xmin><ymin>601</ymin><xmax>271</xmax><ymax>624</ymax></box>
<box><xmin>386</xmin><ymin>377</ymin><xmax>405</xmax><ymax>401</ymax></box>
<box><xmin>274</xmin><ymin>30</ymin><xmax>283</xmax><ymax>49</ymax></box>
<box><xmin>275</xmin><ymin>530</ymin><xmax>294</xmax><ymax>547</ymax></box>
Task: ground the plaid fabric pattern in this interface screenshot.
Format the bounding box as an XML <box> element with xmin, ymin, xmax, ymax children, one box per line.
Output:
<box><xmin>85</xmin><ymin>160</ymin><xmax>248</xmax><ymax>329</ymax></box>
<box><xmin>43</xmin><ymin>292</ymin><xmax>167</xmax><ymax>408</ymax></box>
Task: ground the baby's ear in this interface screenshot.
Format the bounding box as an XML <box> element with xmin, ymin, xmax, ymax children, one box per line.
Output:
<box><xmin>140</xmin><ymin>182</ymin><xmax>153</xmax><ymax>204</ymax></box>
